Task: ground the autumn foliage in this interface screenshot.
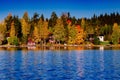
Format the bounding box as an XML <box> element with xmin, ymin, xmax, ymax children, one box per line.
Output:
<box><xmin>0</xmin><ymin>12</ymin><xmax>120</xmax><ymax>45</ymax></box>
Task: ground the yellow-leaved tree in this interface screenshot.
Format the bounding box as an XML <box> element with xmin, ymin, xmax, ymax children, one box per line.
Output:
<box><xmin>21</xmin><ymin>18</ymin><xmax>30</xmax><ymax>44</ymax></box>
<box><xmin>8</xmin><ymin>21</ymin><xmax>19</xmax><ymax>45</ymax></box>
<box><xmin>21</xmin><ymin>12</ymin><xmax>30</xmax><ymax>44</ymax></box>
<box><xmin>0</xmin><ymin>21</ymin><xmax>6</xmax><ymax>44</ymax></box>
<box><xmin>37</xmin><ymin>18</ymin><xmax>49</xmax><ymax>44</ymax></box>
<box><xmin>21</xmin><ymin>19</ymin><xmax>30</xmax><ymax>35</ymax></box>
<box><xmin>33</xmin><ymin>25</ymin><xmax>40</xmax><ymax>44</ymax></box>
<box><xmin>10</xmin><ymin>21</ymin><xmax>15</xmax><ymax>37</ymax></box>
<box><xmin>111</xmin><ymin>23</ymin><xmax>120</xmax><ymax>44</ymax></box>
<box><xmin>42</xmin><ymin>21</ymin><xmax>49</xmax><ymax>43</ymax></box>
<box><xmin>67</xmin><ymin>22</ymin><xmax>77</xmax><ymax>44</ymax></box>
<box><xmin>53</xmin><ymin>18</ymin><xmax>66</xmax><ymax>44</ymax></box>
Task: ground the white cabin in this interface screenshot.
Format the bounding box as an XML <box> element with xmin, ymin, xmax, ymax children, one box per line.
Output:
<box><xmin>98</xmin><ymin>36</ymin><xmax>104</xmax><ymax>42</ymax></box>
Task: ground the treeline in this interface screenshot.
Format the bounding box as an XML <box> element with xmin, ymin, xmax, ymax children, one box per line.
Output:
<box><xmin>0</xmin><ymin>12</ymin><xmax>120</xmax><ymax>45</ymax></box>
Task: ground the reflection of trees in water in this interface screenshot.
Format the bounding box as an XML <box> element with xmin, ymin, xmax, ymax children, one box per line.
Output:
<box><xmin>2</xmin><ymin>46</ymin><xmax>120</xmax><ymax>51</ymax></box>
<box><xmin>7</xmin><ymin>47</ymin><xmax>17</xmax><ymax>52</ymax></box>
<box><xmin>76</xmin><ymin>46</ymin><xmax>84</xmax><ymax>50</ymax></box>
<box><xmin>76</xmin><ymin>50</ymin><xmax>85</xmax><ymax>77</ymax></box>
<box><xmin>112</xmin><ymin>47</ymin><xmax>120</xmax><ymax>50</ymax></box>
<box><xmin>67</xmin><ymin>46</ymin><xmax>84</xmax><ymax>50</ymax></box>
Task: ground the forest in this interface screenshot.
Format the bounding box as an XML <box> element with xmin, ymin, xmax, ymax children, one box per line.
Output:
<box><xmin>0</xmin><ymin>12</ymin><xmax>120</xmax><ymax>46</ymax></box>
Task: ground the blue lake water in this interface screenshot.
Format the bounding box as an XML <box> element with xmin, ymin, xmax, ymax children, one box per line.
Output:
<box><xmin>0</xmin><ymin>47</ymin><xmax>120</xmax><ymax>80</ymax></box>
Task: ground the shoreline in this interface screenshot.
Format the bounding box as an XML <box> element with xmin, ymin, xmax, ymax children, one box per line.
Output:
<box><xmin>0</xmin><ymin>44</ymin><xmax>120</xmax><ymax>48</ymax></box>
<box><xmin>0</xmin><ymin>44</ymin><xmax>120</xmax><ymax>50</ymax></box>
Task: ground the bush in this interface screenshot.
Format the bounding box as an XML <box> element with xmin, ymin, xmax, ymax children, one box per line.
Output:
<box><xmin>94</xmin><ymin>36</ymin><xmax>100</xmax><ymax>45</ymax></box>
<box><xmin>7</xmin><ymin>36</ymin><xmax>19</xmax><ymax>46</ymax></box>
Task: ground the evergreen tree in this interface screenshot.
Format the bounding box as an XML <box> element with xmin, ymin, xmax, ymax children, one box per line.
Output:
<box><xmin>31</xmin><ymin>12</ymin><xmax>39</xmax><ymax>25</ymax></box>
<box><xmin>30</xmin><ymin>12</ymin><xmax>39</xmax><ymax>37</ymax></box>
<box><xmin>40</xmin><ymin>14</ymin><xmax>44</xmax><ymax>21</ymax></box>
<box><xmin>71</xmin><ymin>16</ymin><xmax>77</xmax><ymax>25</ymax></box>
<box><xmin>48</xmin><ymin>12</ymin><xmax>58</xmax><ymax>32</ymax></box>
<box><xmin>13</xmin><ymin>16</ymin><xmax>22</xmax><ymax>38</ymax></box>
<box><xmin>5</xmin><ymin>13</ymin><xmax>13</xmax><ymax>31</ymax></box>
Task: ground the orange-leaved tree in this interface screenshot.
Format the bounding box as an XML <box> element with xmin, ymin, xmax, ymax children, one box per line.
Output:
<box><xmin>75</xmin><ymin>25</ymin><xmax>86</xmax><ymax>44</ymax></box>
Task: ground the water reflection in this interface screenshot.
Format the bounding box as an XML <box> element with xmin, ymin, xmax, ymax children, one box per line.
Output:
<box><xmin>75</xmin><ymin>50</ymin><xmax>85</xmax><ymax>78</ymax></box>
<box><xmin>99</xmin><ymin>46</ymin><xmax>104</xmax><ymax>50</ymax></box>
<box><xmin>0</xmin><ymin>47</ymin><xmax>120</xmax><ymax>79</ymax></box>
<box><xmin>0</xmin><ymin>46</ymin><xmax>119</xmax><ymax>51</ymax></box>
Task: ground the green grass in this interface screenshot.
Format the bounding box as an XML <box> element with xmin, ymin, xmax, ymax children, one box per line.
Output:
<box><xmin>100</xmin><ymin>41</ymin><xmax>110</xmax><ymax>45</ymax></box>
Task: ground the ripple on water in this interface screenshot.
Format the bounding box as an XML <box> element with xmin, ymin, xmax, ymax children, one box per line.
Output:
<box><xmin>0</xmin><ymin>50</ymin><xmax>120</xmax><ymax>79</ymax></box>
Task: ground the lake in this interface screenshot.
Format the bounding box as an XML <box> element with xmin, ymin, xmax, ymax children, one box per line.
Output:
<box><xmin>0</xmin><ymin>46</ymin><xmax>120</xmax><ymax>80</ymax></box>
